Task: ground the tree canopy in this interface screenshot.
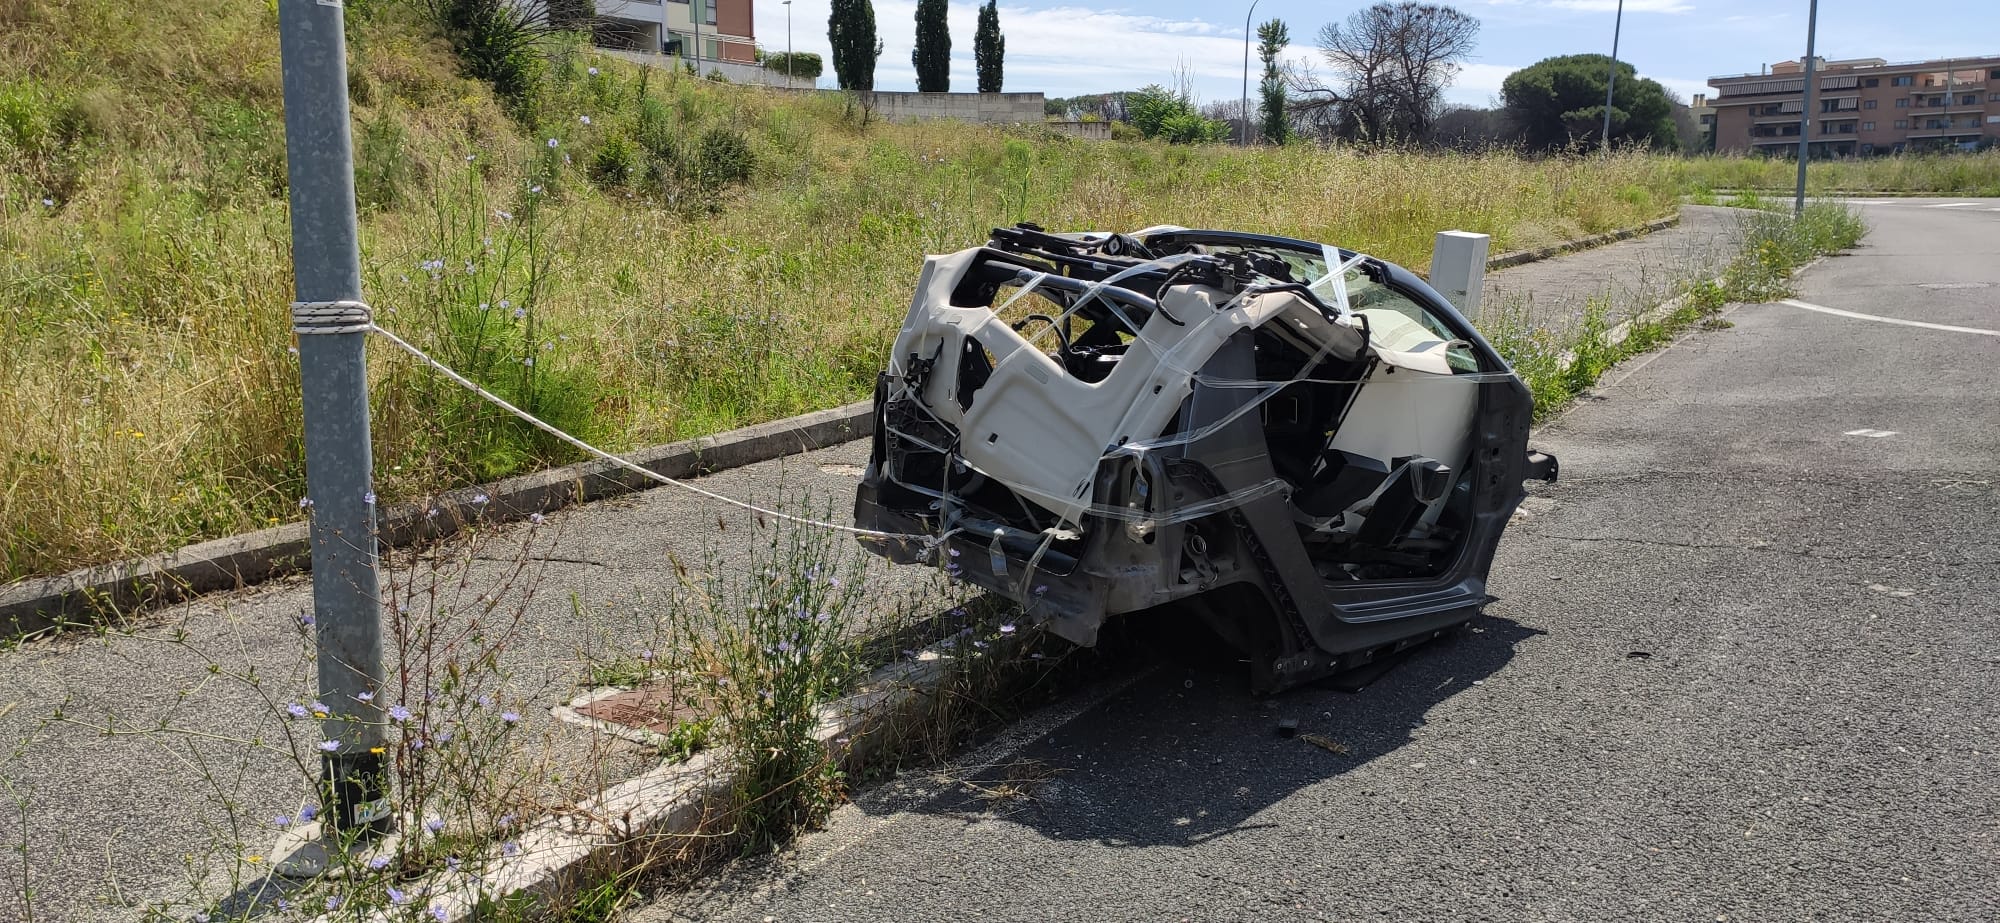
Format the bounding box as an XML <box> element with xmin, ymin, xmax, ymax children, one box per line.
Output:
<box><xmin>911</xmin><ymin>0</ymin><xmax>949</xmax><ymax>92</ymax></box>
<box><xmin>828</xmin><ymin>0</ymin><xmax>880</xmax><ymax>91</ymax></box>
<box><xmin>1501</xmin><ymin>53</ymin><xmax>1678</xmax><ymax>151</ymax></box>
<box><xmin>1256</xmin><ymin>18</ymin><xmax>1290</xmax><ymax>144</ymax></box>
<box><xmin>975</xmin><ymin>0</ymin><xmax>1004</xmax><ymax>93</ymax></box>
<box><xmin>1291</xmin><ymin>2</ymin><xmax>1478</xmax><ymax>144</ymax></box>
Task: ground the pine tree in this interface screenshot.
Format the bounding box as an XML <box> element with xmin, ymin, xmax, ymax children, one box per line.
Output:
<box><xmin>974</xmin><ymin>0</ymin><xmax>1004</xmax><ymax>93</ymax></box>
<box><xmin>911</xmin><ymin>0</ymin><xmax>950</xmax><ymax>93</ymax></box>
<box><xmin>828</xmin><ymin>0</ymin><xmax>880</xmax><ymax>91</ymax></box>
<box><xmin>1256</xmin><ymin>18</ymin><xmax>1290</xmax><ymax>145</ymax></box>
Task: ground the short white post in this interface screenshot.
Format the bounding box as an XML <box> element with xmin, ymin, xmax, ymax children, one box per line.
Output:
<box><xmin>1430</xmin><ymin>230</ymin><xmax>1490</xmax><ymax>322</ymax></box>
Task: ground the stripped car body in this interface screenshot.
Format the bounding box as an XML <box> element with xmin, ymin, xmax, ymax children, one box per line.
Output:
<box><xmin>855</xmin><ymin>225</ymin><xmax>1557</xmax><ymax>692</ymax></box>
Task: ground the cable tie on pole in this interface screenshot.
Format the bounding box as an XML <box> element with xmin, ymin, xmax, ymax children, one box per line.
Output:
<box><xmin>292</xmin><ymin>300</ymin><xmax>373</xmax><ymax>335</ymax></box>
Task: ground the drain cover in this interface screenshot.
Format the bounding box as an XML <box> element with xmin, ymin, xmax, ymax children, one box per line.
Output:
<box><xmin>573</xmin><ymin>688</ymin><xmax>695</xmax><ymax>735</ymax></box>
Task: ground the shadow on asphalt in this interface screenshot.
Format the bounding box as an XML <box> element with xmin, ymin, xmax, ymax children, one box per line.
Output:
<box><xmin>863</xmin><ymin>611</ymin><xmax>1542</xmax><ymax>849</ymax></box>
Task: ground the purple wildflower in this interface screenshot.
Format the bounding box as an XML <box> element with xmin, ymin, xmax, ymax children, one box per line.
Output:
<box><xmin>501</xmin><ymin>711</ymin><xmax>520</xmax><ymax>724</ymax></box>
<box><xmin>368</xmin><ymin>856</ymin><xmax>391</xmax><ymax>871</ymax></box>
<box><xmin>318</xmin><ymin>740</ymin><xmax>340</xmax><ymax>752</ymax></box>
<box><xmin>999</xmin><ymin>623</ymin><xmax>1016</xmax><ymax>634</ymax></box>
<box><xmin>502</xmin><ymin>841</ymin><xmax>521</xmax><ymax>857</ymax></box>
<box><xmin>431</xmin><ymin>905</ymin><xmax>450</xmax><ymax>922</ymax></box>
<box><xmin>425</xmin><ymin>817</ymin><xmax>445</xmax><ymax>834</ymax></box>
<box><xmin>388</xmin><ymin>704</ymin><xmax>413</xmax><ymax>722</ymax></box>
<box><xmin>387</xmin><ymin>885</ymin><xmax>408</xmax><ymax>905</ymax></box>
<box><xmin>286</xmin><ymin>703</ymin><xmax>309</xmax><ymax>719</ymax></box>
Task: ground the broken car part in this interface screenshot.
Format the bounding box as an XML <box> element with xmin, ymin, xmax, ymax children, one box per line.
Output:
<box><xmin>855</xmin><ymin>225</ymin><xmax>1557</xmax><ymax>693</ymax></box>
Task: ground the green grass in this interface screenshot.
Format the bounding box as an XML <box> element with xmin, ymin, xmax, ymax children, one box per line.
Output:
<box><xmin>1484</xmin><ymin>200</ymin><xmax>1868</xmax><ymax>418</ymax></box>
<box><xmin>0</xmin><ymin>0</ymin><xmax>1914</xmax><ymax>583</ymax></box>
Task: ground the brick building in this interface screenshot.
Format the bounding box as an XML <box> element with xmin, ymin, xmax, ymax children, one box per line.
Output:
<box><xmin>1707</xmin><ymin>55</ymin><xmax>2000</xmax><ymax>156</ymax></box>
<box><xmin>596</xmin><ymin>0</ymin><xmax>757</xmax><ymax>65</ymax></box>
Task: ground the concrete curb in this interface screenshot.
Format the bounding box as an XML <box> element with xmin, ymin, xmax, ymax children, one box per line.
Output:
<box><xmin>307</xmin><ymin>634</ymin><xmax>1019</xmax><ymax>922</ymax></box>
<box><xmin>1</xmin><ymin>210</ymin><xmax>1688</xmax><ymax>640</ymax></box>
<box><xmin>1485</xmin><ymin>214</ymin><xmax>1680</xmax><ymax>272</ymax></box>
<box><xmin>0</xmin><ymin>401</ymin><xmax>874</xmax><ymax>639</ymax></box>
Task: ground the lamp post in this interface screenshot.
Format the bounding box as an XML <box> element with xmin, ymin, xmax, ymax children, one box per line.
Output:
<box><xmin>1793</xmin><ymin>0</ymin><xmax>1819</xmax><ymax>215</ymax></box>
<box><xmin>1601</xmin><ymin>0</ymin><xmax>1624</xmax><ymax>153</ymax></box>
<box><xmin>1241</xmin><ymin>0</ymin><xmax>1261</xmax><ymax>146</ymax></box>
<box><xmin>783</xmin><ymin>0</ymin><xmax>793</xmax><ymax>87</ymax></box>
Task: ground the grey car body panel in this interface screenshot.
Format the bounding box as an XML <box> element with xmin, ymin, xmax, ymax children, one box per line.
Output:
<box><xmin>856</xmin><ymin>226</ymin><xmax>1553</xmax><ymax>692</ymax></box>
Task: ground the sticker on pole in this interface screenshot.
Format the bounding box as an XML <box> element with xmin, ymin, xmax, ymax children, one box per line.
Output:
<box><xmin>353</xmin><ymin>797</ymin><xmax>393</xmax><ymax>825</ymax></box>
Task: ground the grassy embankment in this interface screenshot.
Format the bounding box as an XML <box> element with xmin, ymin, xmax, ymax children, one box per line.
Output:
<box><xmin>0</xmin><ymin>0</ymin><xmax>1904</xmax><ymax>583</ymax></box>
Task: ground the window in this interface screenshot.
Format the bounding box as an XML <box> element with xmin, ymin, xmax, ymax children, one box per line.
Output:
<box><xmin>1894</xmin><ymin>119</ymin><xmax>1908</xmax><ymax>129</ymax></box>
<box><xmin>1960</xmin><ymin>93</ymin><xmax>1979</xmax><ymax>106</ymax></box>
<box><xmin>1892</xmin><ymin>75</ymin><xmax>1914</xmax><ymax>86</ymax></box>
<box><xmin>1864</xmin><ymin>78</ymin><xmax>1880</xmax><ymax>88</ymax></box>
<box><xmin>1991</xmin><ymin>93</ymin><xmax>2000</xmax><ymax>102</ymax></box>
<box><xmin>1927</xmin><ymin>96</ymin><xmax>1945</xmax><ymax>107</ymax></box>
<box><xmin>1863</xmin><ymin>99</ymin><xmax>1877</xmax><ymax>109</ymax></box>
<box><xmin>1862</xmin><ymin>121</ymin><xmax>1875</xmax><ymax>131</ymax></box>
<box><xmin>1991</xmin><ymin>68</ymin><xmax>2000</xmax><ymax>80</ymax></box>
<box><xmin>1895</xmin><ymin>98</ymin><xmax>1910</xmax><ymax>108</ymax></box>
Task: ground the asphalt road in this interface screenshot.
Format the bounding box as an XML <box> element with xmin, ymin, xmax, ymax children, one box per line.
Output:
<box><xmin>632</xmin><ymin>203</ymin><xmax>2000</xmax><ymax>923</ymax></box>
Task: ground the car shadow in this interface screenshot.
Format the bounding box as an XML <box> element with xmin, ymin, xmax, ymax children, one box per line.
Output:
<box><xmin>854</xmin><ymin>612</ymin><xmax>1542</xmax><ymax>849</ymax></box>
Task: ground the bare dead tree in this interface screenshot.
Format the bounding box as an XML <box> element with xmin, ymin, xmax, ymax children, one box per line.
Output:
<box><xmin>1293</xmin><ymin>2</ymin><xmax>1478</xmax><ymax>145</ymax></box>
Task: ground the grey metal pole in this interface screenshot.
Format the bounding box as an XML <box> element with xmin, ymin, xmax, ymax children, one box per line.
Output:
<box><xmin>1942</xmin><ymin>58</ymin><xmax>1954</xmax><ymax>151</ymax></box>
<box><xmin>1241</xmin><ymin>0</ymin><xmax>1260</xmax><ymax>146</ymax></box>
<box><xmin>1601</xmin><ymin>0</ymin><xmax>1624</xmax><ymax>152</ymax></box>
<box><xmin>277</xmin><ymin>0</ymin><xmax>390</xmax><ymax>838</ymax></box>
<box><xmin>785</xmin><ymin>0</ymin><xmax>793</xmax><ymax>86</ymax></box>
<box><xmin>695</xmin><ymin>0</ymin><xmax>704</xmax><ymax>74</ymax></box>
<box><xmin>1793</xmin><ymin>0</ymin><xmax>1818</xmax><ymax>215</ymax></box>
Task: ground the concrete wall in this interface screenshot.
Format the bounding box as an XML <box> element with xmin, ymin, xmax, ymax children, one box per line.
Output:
<box><xmin>1048</xmin><ymin>120</ymin><xmax>1111</xmax><ymax>140</ymax></box>
<box><xmin>848</xmin><ymin>91</ymin><xmax>1046</xmax><ymax>124</ymax></box>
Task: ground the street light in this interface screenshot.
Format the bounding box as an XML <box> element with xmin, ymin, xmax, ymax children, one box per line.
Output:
<box><xmin>1241</xmin><ymin>0</ymin><xmax>1261</xmax><ymax>146</ymax></box>
<box><xmin>1601</xmin><ymin>0</ymin><xmax>1624</xmax><ymax>153</ymax></box>
<box><xmin>783</xmin><ymin>0</ymin><xmax>793</xmax><ymax>86</ymax></box>
<box><xmin>1794</xmin><ymin>0</ymin><xmax>1819</xmax><ymax>215</ymax></box>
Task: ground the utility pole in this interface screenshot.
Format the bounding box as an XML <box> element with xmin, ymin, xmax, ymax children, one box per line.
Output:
<box><xmin>784</xmin><ymin>0</ymin><xmax>793</xmax><ymax>86</ymax></box>
<box><xmin>1793</xmin><ymin>0</ymin><xmax>1818</xmax><ymax>215</ymax></box>
<box><xmin>1241</xmin><ymin>0</ymin><xmax>1260</xmax><ymax>146</ymax></box>
<box><xmin>1601</xmin><ymin>0</ymin><xmax>1624</xmax><ymax>153</ymax></box>
<box><xmin>276</xmin><ymin>0</ymin><xmax>390</xmax><ymax>840</ymax></box>
<box><xmin>694</xmin><ymin>0</ymin><xmax>705</xmax><ymax>73</ymax></box>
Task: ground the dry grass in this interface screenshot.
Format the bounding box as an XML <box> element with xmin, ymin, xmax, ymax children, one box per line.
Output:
<box><xmin>0</xmin><ymin>0</ymin><xmax>1817</xmax><ymax>583</ymax></box>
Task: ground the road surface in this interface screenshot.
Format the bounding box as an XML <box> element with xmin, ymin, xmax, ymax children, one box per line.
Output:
<box><xmin>631</xmin><ymin>201</ymin><xmax>2000</xmax><ymax>923</ymax></box>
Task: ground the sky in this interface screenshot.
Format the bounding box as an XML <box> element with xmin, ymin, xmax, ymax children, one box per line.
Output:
<box><xmin>748</xmin><ymin>0</ymin><xmax>2000</xmax><ymax>108</ymax></box>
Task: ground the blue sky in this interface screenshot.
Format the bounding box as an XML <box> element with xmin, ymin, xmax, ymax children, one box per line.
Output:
<box><xmin>750</xmin><ymin>0</ymin><xmax>2000</xmax><ymax>107</ymax></box>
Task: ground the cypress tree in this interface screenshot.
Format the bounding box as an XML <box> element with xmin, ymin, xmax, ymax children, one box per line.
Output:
<box><xmin>911</xmin><ymin>0</ymin><xmax>950</xmax><ymax>92</ymax></box>
<box><xmin>1256</xmin><ymin>19</ymin><xmax>1290</xmax><ymax>144</ymax></box>
<box><xmin>974</xmin><ymin>0</ymin><xmax>1004</xmax><ymax>93</ymax></box>
<box><xmin>828</xmin><ymin>0</ymin><xmax>880</xmax><ymax>91</ymax></box>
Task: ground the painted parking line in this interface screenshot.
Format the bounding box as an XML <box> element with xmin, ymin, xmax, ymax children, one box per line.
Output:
<box><xmin>1778</xmin><ymin>299</ymin><xmax>2000</xmax><ymax>337</ymax></box>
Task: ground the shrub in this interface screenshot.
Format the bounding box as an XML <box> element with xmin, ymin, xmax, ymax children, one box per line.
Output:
<box><xmin>693</xmin><ymin>126</ymin><xmax>754</xmax><ymax>187</ymax></box>
<box><xmin>588</xmin><ymin>133</ymin><xmax>639</xmax><ymax>188</ymax></box>
<box><xmin>761</xmin><ymin>52</ymin><xmax>824</xmax><ymax>80</ymax></box>
<box><xmin>423</xmin><ymin>0</ymin><xmax>548</xmax><ymax>107</ymax></box>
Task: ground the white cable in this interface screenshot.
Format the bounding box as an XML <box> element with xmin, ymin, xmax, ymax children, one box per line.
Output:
<box><xmin>366</xmin><ymin>323</ymin><xmax>935</xmax><ymax>547</ymax></box>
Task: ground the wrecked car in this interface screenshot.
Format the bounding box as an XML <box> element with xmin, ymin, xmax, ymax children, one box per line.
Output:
<box><xmin>855</xmin><ymin>225</ymin><xmax>1557</xmax><ymax>692</ymax></box>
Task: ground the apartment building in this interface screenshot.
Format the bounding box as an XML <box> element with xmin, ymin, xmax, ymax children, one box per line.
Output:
<box><xmin>596</xmin><ymin>0</ymin><xmax>757</xmax><ymax>65</ymax></box>
<box><xmin>1707</xmin><ymin>55</ymin><xmax>2000</xmax><ymax>156</ymax></box>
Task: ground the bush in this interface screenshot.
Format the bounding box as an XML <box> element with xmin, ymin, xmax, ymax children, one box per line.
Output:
<box><xmin>588</xmin><ymin>133</ymin><xmax>639</xmax><ymax>188</ymax></box>
<box><xmin>0</xmin><ymin>79</ymin><xmax>105</xmax><ymax>204</ymax></box>
<box><xmin>693</xmin><ymin>126</ymin><xmax>754</xmax><ymax>186</ymax></box>
<box><xmin>424</xmin><ymin>0</ymin><xmax>547</xmax><ymax>107</ymax></box>
<box><xmin>761</xmin><ymin>52</ymin><xmax>824</xmax><ymax>80</ymax></box>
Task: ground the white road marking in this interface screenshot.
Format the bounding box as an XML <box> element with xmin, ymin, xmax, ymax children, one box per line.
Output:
<box><xmin>1923</xmin><ymin>202</ymin><xmax>1983</xmax><ymax>208</ymax></box>
<box><xmin>1778</xmin><ymin>299</ymin><xmax>2000</xmax><ymax>337</ymax></box>
<box><xmin>1844</xmin><ymin>428</ymin><xmax>1899</xmax><ymax>438</ymax></box>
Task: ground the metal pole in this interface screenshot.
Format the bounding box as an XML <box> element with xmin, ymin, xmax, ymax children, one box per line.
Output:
<box><xmin>694</xmin><ymin>0</ymin><xmax>704</xmax><ymax>73</ymax></box>
<box><xmin>1794</xmin><ymin>0</ymin><xmax>1818</xmax><ymax>215</ymax></box>
<box><xmin>277</xmin><ymin>0</ymin><xmax>390</xmax><ymax>840</ymax></box>
<box><xmin>784</xmin><ymin>0</ymin><xmax>793</xmax><ymax>86</ymax></box>
<box><xmin>1241</xmin><ymin>0</ymin><xmax>1260</xmax><ymax>146</ymax></box>
<box><xmin>1601</xmin><ymin>0</ymin><xmax>1624</xmax><ymax>153</ymax></box>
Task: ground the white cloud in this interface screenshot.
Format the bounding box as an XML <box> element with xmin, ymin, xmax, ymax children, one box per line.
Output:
<box><xmin>1542</xmin><ymin>0</ymin><xmax>1694</xmax><ymax>12</ymax></box>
